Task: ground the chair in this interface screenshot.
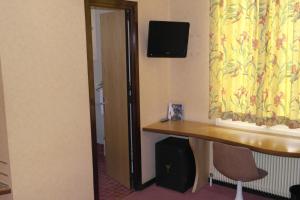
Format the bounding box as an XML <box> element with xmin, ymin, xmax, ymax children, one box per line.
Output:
<box><xmin>213</xmin><ymin>142</ymin><xmax>268</xmax><ymax>200</ymax></box>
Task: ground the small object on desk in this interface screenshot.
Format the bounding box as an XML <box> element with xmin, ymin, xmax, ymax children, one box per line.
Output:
<box><xmin>167</xmin><ymin>103</ymin><xmax>184</xmax><ymax>121</ymax></box>
<box><xmin>160</xmin><ymin>118</ymin><xmax>169</xmax><ymax>123</ymax></box>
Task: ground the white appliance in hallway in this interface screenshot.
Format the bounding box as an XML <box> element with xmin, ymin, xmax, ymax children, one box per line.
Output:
<box><xmin>95</xmin><ymin>82</ymin><xmax>105</xmax><ymax>144</ymax></box>
<box><xmin>92</xmin><ymin>9</ymin><xmax>105</xmax><ymax>147</ymax></box>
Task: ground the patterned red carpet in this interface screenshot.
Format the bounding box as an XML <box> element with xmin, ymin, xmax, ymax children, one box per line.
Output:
<box><xmin>123</xmin><ymin>184</ymin><xmax>271</xmax><ymax>200</ymax></box>
<box><xmin>98</xmin><ymin>144</ymin><xmax>132</xmax><ymax>200</ymax></box>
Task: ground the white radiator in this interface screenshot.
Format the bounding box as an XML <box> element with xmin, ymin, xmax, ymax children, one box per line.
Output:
<box><xmin>212</xmin><ymin>151</ymin><xmax>300</xmax><ymax>198</ymax></box>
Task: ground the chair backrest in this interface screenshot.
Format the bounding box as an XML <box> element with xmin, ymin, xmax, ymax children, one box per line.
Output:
<box><xmin>213</xmin><ymin>142</ymin><xmax>259</xmax><ymax>182</ymax></box>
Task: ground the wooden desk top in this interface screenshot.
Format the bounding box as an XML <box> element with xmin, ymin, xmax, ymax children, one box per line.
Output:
<box><xmin>143</xmin><ymin>120</ymin><xmax>300</xmax><ymax>157</ymax></box>
<box><xmin>0</xmin><ymin>182</ymin><xmax>10</xmax><ymax>196</ymax></box>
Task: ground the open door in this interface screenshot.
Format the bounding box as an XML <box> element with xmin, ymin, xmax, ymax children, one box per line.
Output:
<box><xmin>100</xmin><ymin>10</ymin><xmax>130</xmax><ymax>188</ymax></box>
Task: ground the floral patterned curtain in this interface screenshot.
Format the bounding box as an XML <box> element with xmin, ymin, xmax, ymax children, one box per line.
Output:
<box><xmin>209</xmin><ymin>0</ymin><xmax>300</xmax><ymax>128</ymax></box>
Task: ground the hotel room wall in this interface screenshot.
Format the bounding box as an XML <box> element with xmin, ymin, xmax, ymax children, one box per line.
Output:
<box><xmin>169</xmin><ymin>0</ymin><xmax>214</xmax><ymax>173</ymax></box>
<box><xmin>169</xmin><ymin>0</ymin><xmax>211</xmax><ymax>123</ymax></box>
<box><xmin>135</xmin><ymin>0</ymin><xmax>172</xmax><ymax>183</ymax></box>
<box><xmin>0</xmin><ymin>1</ymin><xmax>94</xmax><ymax>200</ymax></box>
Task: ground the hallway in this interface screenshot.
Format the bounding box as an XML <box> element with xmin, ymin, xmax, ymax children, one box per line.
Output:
<box><xmin>98</xmin><ymin>144</ymin><xmax>132</xmax><ymax>200</ymax></box>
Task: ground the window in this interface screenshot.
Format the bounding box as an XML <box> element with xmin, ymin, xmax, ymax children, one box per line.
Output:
<box><xmin>209</xmin><ymin>0</ymin><xmax>300</xmax><ymax>129</ymax></box>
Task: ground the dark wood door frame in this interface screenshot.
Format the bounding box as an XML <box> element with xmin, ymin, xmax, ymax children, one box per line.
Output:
<box><xmin>84</xmin><ymin>0</ymin><xmax>141</xmax><ymax>199</ymax></box>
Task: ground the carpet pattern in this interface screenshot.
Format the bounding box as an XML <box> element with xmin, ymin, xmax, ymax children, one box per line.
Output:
<box><xmin>98</xmin><ymin>144</ymin><xmax>132</xmax><ymax>200</ymax></box>
<box><xmin>123</xmin><ymin>184</ymin><xmax>272</xmax><ymax>200</ymax></box>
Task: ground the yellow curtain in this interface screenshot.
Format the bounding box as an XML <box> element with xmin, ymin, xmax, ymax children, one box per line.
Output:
<box><xmin>209</xmin><ymin>0</ymin><xmax>300</xmax><ymax>128</ymax></box>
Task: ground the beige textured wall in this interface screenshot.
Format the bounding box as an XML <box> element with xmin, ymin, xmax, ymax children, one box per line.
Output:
<box><xmin>170</xmin><ymin>0</ymin><xmax>211</xmax><ymax>123</ymax></box>
<box><xmin>169</xmin><ymin>0</ymin><xmax>214</xmax><ymax>173</ymax></box>
<box><xmin>137</xmin><ymin>0</ymin><xmax>172</xmax><ymax>183</ymax></box>
<box><xmin>0</xmin><ymin>60</ymin><xmax>12</xmax><ymax>200</ymax></box>
<box><xmin>0</xmin><ymin>1</ymin><xmax>94</xmax><ymax>200</ymax></box>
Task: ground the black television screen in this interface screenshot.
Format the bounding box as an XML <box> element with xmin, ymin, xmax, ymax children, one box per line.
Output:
<box><xmin>147</xmin><ymin>21</ymin><xmax>190</xmax><ymax>58</ymax></box>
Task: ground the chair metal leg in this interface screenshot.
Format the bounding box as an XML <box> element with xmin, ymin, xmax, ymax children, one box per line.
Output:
<box><xmin>209</xmin><ymin>173</ymin><xmax>213</xmax><ymax>187</ymax></box>
<box><xmin>235</xmin><ymin>181</ymin><xmax>243</xmax><ymax>200</ymax></box>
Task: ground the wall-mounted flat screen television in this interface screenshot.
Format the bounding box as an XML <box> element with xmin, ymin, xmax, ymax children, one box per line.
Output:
<box><xmin>147</xmin><ymin>21</ymin><xmax>190</xmax><ymax>58</ymax></box>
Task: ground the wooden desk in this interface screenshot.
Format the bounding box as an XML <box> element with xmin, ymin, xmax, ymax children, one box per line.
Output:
<box><xmin>143</xmin><ymin>120</ymin><xmax>300</xmax><ymax>192</ymax></box>
<box><xmin>0</xmin><ymin>182</ymin><xmax>11</xmax><ymax>196</ymax></box>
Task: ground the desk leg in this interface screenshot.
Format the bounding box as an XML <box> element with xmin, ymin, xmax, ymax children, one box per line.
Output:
<box><xmin>189</xmin><ymin>137</ymin><xmax>209</xmax><ymax>193</ymax></box>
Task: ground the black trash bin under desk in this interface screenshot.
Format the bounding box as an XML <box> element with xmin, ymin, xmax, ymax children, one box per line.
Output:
<box><xmin>290</xmin><ymin>185</ymin><xmax>300</xmax><ymax>200</ymax></box>
<box><xmin>155</xmin><ymin>137</ymin><xmax>195</xmax><ymax>193</ymax></box>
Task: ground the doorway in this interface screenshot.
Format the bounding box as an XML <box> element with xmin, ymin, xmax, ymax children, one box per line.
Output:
<box><xmin>92</xmin><ymin>7</ymin><xmax>131</xmax><ymax>197</ymax></box>
<box><xmin>84</xmin><ymin>1</ymin><xmax>141</xmax><ymax>200</ymax></box>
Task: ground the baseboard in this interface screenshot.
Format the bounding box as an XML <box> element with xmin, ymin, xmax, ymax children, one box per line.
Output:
<box><xmin>136</xmin><ymin>178</ymin><xmax>156</xmax><ymax>191</ymax></box>
<box><xmin>212</xmin><ymin>179</ymin><xmax>289</xmax><ymax>200</ymax></box>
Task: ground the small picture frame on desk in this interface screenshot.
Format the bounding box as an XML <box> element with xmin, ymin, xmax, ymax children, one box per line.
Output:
<box><xmin>168</xmin><ymin>103</ymin><xmax>184</xmax><ymax>121</ymax></box>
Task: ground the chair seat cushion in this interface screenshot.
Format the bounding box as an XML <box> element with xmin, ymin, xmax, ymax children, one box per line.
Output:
<box><xmin>241</xmin><ymin>168</ymin><xmax>268</xmax><ymax>182</ymax></box>
<box><xmin>213</xmin><ymin>142</ymin><xmax>268</xmax><ymax>182</ymax></box>
<box><xmin>257</xmin><ymin>168</ymin><xmax>268</xmax><ymax>179</ymax></box>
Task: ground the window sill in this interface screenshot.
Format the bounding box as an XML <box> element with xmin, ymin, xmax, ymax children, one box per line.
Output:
<box><xmin>216</xmin><ymin>119</ymin><xmax>300</xmax><ymax>138</ymax></box>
